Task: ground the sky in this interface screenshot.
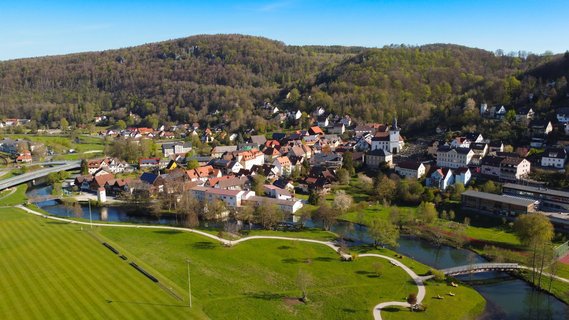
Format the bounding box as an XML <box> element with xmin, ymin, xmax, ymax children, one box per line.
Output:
<box><xmin>1</xmin><ymin>0</ymin><xmax>568</xmax><ymax>61</ymax></box>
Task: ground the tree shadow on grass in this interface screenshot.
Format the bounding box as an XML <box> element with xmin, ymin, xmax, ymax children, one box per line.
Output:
<box><xmin>355</xmin><ymin>270</ymin><xmax>381</xmax><ymax>278</ymax></box>
<box><xmin>244</xmin><ymin>291</ymin><xmax>285</xmax><ymax>301</ymax></box>
<box><xmin>342</xmin><ymin>308</ymin><xmax>357</xmax><ymax>313</ymax></box>
<box><xmin>153</xmin><ymin>230</ymin><xmax>182</xmax><ymax>235</ymax></box>
<box><xmin>314</xmin><ymin>256</ymin><xmax>334</xmax><ymax>262</ymax></box>
<box><xmin>282</xmin><ymin>258</ymin><xmax>301</xmax><ymax>264</ymax></box>
<box><xmin>382</xmin><ymin>307</ymin><xmax>403</xmax><ymax>313</ymax></box>
<box><xmin>192</xmin><ymin>241</ymin><xmax>216</xmax><ymax>249</ymax></box>
<box><xmin>277</xmin><ymin>245</ymin><xmax>292</xmax><ymax>250</ymax></box>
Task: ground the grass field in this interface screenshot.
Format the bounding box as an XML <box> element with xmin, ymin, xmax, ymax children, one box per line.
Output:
<box><xmin>100</xmin><ymin>225</ymin><xmax>485</xmax><ymax>320</ymax></box>
<box><xmin>0</xmin><ymin>184</ymin><xmax>29</xmax><ymax>206</ymax></box>
<box><xmin>0</xmin><ymin>207</ymin><xmax>206</xmax><ymax>320</ymax></box>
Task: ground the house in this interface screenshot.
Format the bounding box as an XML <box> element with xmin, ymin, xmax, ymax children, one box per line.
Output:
<box><xmin>238</xmin><ymin>149</ymin><xmax>264</xmax><ymax>170</ymax></box>
<box><xmin>211</xmin><ymin>145</ymin><xmax>238</xmax><ymax>158</ymax></box>
<box><xmin>310</xmin><ymin>152</ymin><xmax>343</xmax><ymax>169</ymax></box>
<box><xmin>0</xmin><ymin>138</ymin><xmax>20</xmax><ymax>155</ymax></box>
<box><xmin>365</xmin><ymin>149</ymin><xmax>392</xmax><ymax>169</ymax></box>
<box><xmin>317</xmin><ymin>115</ymin><xmax>330</xmax><ymax>128</ymax></box>
<box><xmin>395</xmin><ymin>161</ymin><xmax>426</xmax><ymax>180</ymax></box>
<box><xmin>210</xmin><ymin>159</ymin><xmax>243</xmax><ymax>174</ymax></box>
<box><xmin>186</xmin><ymin>165</ymin><xmax>222</xmax><ymax>183</ymax></box>
<box><xmin>495</xmin><ymin>106</ymin><xmax>507</xmax><ymax>119</ymax></box>
<box><xmin>251</xmin><ymin>164</ymin><xmax>279</xmax><ymax>180</ymax></box>
<box><xmin>370</xmin><ymin>118</ymin><xmax>404</xmax><ymax>154</ymax></box>
<box><xmin>454</xmin><ymin>167</ymin><xmax>471</xmax><ymax>185</ymax></box>
<box><xmin>263</xmin><ymin>185</ymin><xmax>292</xmax><ymax>200</ymax></box>
<box><xmin>450</xmin><ymin>137</ymin><xmax>472</xmax><ymax>149</ymax></box>
<box><xmin>75</xmin><ymin>171</ymin><xmax>115</xmax><ymax>192</ymax></box>
<box><xmin>16</xmin><ymin>152</ymin><xmax>32</xmax><ymax>163</ymax></box>
<box><xmin>488</xmin><ymin>141</ymin><xmax>504</xmax><ymax>155</ymax></box>
<box><xmin>190</xmin><ymin>186</ymin><xmax>255</xmax><ymax>208</ymax></box>
<box><xmin>273</xmin><ymin>178</ymin><xmax>295</xmax><ymax>193</ymax></box>
<box><xmin>556</xmin><ymin>107</ymin><xmax>569</xmax><ymax>123</ymax></box>
<box><xmin>516</xmin><ymin>107</ymin><xmax>535</xmax><ymax>122</ymax></box>
<box><xmin>330</xmin><ymin>123</ymin><xmax>345</xmax><ymax>134</ymax></box>
<box><xmin>436</xmin><ymin>146</ymin><xmax>474</xmax><ymax>168</ymax></box>
<box><xmin>250</xmin><ymin>135</ymin><xmax>267</xmax><ymax>146</ymax></box>
<box><xmin>354</xmin><ymin>125</ymin><xmax>374</xmax><ymax>137</ymax></box>
<box><xmin>426</xmin><ymin>168</ymin><xmax>454</xmax><ymax>191</ymax></box>
<box><xmin>263</xmin><ymin>147</ymin><xmax>282</xmax><ymax>162</ymax></box>
<box><xmin>273</xmin><ymin>156</ymin><xmax>292</xmax><ymax>176</ymax></box>
<box><xmin>541</xmin><ymin>148</ymin><xmax>567</xmax><ymax>169</ymax></box>
<box><xmin>139</xmin><ymin>158</ymin><xmax>161</xmax><ymax>169</ymax></box>
<box><xmin>245</xmin><ymin>196</ymin><xmax>303</xmax><ymax>214</ymax></box>
<box><xmin>104</xmin><ymin>178</ymin><xmax>130</xmax><ymax>196</ymax></box>
<box><xmin>465</xmin><ymin>133</ymin><xmax>484</xmax><ymax>143</ymax></box>
<box><xmin>313</xmin><ymin>107</ymin><xmax>326</xmax><ymax>117</ymax></box>
<box><xmin>529</xmin><ymin>119</ymin><xmax>553</xmax><ymax>136</ymax></box>
<box><xmin>161</xmin><ymin>142</ymin><xmax>192</xmax><ymax>157</ymax></box>
<box><xmin>206</xmin><ymin>176</ymin><xmax>249</xmax><ymax>190</ymax></box>
<box><xmin>309</xmin><ymin>126</ymin><xmax>324</xmax><ymax>135</ymax></box>
<box><xmin>480</xmin><ymin>156</ymin><xmax>504</xmax><ymax>178</ymax></box>
<box><xmin>500</xmin><ymin>157</ymin><xmax>531</xmax><ymax>181</ymax></box>
<box><xmin>470</xmin><ymin>143</ymin><xmax>488</xmax><ymax>158</ymax></box>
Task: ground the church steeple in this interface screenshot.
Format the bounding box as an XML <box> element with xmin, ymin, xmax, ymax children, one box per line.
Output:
<box><xmin>391</xmin><ymin>117</ymin><xmax>399</xmax><ymax>131</ymax></box>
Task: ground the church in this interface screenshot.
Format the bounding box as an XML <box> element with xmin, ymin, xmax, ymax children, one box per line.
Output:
<box><xmin>370</xmin><ymin>118</ymin><xmax>404</xmax><ymax>154</ymax></box>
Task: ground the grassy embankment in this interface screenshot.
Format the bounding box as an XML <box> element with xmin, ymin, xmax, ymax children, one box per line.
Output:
<box><xmin>0</xmin><ymin>207</ymin><xmax>205</xmax><ymax>319</ymax></box>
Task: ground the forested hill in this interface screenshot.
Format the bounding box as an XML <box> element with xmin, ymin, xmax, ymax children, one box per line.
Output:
<box><xmin>0</xmin><ymin>34</ymin><xmax>566</xmax><ymax>132</ymax></box>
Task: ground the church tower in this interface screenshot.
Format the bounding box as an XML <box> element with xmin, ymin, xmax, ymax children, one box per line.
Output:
<box><xmin>389</xmin><ymin>117</ymin><xmax>401</xmax><ymax>154</ymax></box>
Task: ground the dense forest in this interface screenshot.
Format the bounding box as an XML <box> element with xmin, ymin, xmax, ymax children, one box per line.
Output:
<box><xmin>0</xmin><ymin>34</ymin><xmax>567</xmax><ymax>133</ymax></box>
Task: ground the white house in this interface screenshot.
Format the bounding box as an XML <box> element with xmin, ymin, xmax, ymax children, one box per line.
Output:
<box><xmin>162</xmin><ymin>142</ymin><xmax>192</xmax><ymax>157</ymax></box>
<box><xmin>263</xmin><ymin>185</ymin><xmax>292</xmax><ymax>200</ymax></box>
<box><xmin>272</xmin><ymin>156</ymin><xmax>292</xmax><ymax>176</ymax></box>
<box><xmin>395</xmin><ymin>161</ymin><xmax>426</xmax><ymax>179</ymax></box>
<box><xmin>454</xmin><ymin>167</ymin><xmax>471</xmax><ymax>185</ymax></box>
<box><xmin>330</xmin><ymin>123</ymin><xmax>345</xmax><ymax>134</ymax></box>
<box><xmin>426</xmin><ymin>168</ymin><xmax>454</xmax><ymax>191</ymax></box>
<box><xmin>541</xmin><ymin>148</ymin><xmax>567</xmax><ymax>169</ymax></box>
<box><xmin>190</xmin><ymin>186</ymin><xmax>255</xmax><ymax>208</ymax></box>
<box><xmin>247</xmin><ymin>196</ymin><xmax>304</xmax><ymax>214</ymax></box>
<box><xmin>436</xmin><ymin>146</ymin><xmax>474</xmax><ymax>168</ymax></box>
<box><xmin>500</xmin><ymin>157</ymin><xmax>531</xmax><ymax>181</ymax></box>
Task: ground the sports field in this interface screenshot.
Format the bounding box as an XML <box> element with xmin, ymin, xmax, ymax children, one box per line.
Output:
<box><xmin>0</xmin><ymin>207</ymin><xmax>206</xmax><ymax>319</ymax></box>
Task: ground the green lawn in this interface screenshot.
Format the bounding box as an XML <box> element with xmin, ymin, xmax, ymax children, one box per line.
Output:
<box><xmin>0</xmin><ymin>207</ymin><xmax>205</xmax><ymax>320</ymax></box>
<box><xmin>0</xmin><ymin>184</ymin><xmax>28</xmax><ymax>206</ymax></box>
<box><xmin>99</xmin><ymin>225</ymin><xmax>486</xmax><ymax>320</ymax></box>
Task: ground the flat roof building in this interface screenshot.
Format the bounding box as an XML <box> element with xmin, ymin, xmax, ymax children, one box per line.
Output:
<box><xmin>461</xmin><ymin>190</ymin><xmax>537</xmax><ymax>216</ymax></box>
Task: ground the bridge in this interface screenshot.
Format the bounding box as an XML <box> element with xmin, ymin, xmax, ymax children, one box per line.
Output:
<box><xmin>440</xmin><ymin>263</ymin><xmax>521</xmax><ymax>276</ymax></box>
<box><xmin>0</xmin><ymin>161</ymin><xmax>81</xmax><ymax>191</ymax></box>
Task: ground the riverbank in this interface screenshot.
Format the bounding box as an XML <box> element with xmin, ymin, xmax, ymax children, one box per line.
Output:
<box><xmin>339</xmin><ymin>211</ymin><xmax>569</xmax><ymax>307</ymax></box>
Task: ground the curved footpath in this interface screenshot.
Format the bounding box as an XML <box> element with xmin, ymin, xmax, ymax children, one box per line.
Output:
<box><xmin>16</xmin><ymin>205</ymin><xmax>430</xmax><ymax>319</ymax></box>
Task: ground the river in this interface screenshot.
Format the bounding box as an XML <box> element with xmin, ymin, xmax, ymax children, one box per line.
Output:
<box><xmin>28</xmin><ymin>186</ymin><xmax>569</xmax><ymax>319</ymax></box>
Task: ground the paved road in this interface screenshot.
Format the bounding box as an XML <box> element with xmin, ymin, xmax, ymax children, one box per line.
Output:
<box><xmin>0</xmin><ymin>161</ymin><xmax>80</xmax><ymax>191</ymax></box>
<box><xmin>16</xmin><ymin>205</ymin><xmax>422</xmax><ymax>319</ymax></box>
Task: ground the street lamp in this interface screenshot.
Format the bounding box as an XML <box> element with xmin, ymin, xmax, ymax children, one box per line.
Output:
<box><xmin>187</xmin><ymin>258</ymin><xmax>192</xmax><ymax>308</ymax></box>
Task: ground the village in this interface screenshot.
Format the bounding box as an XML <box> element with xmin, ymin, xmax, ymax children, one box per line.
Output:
<box><xmin>2</xmin><ymin>103</ymin><xmax>569</xmax><ymax>229</ymax></box>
